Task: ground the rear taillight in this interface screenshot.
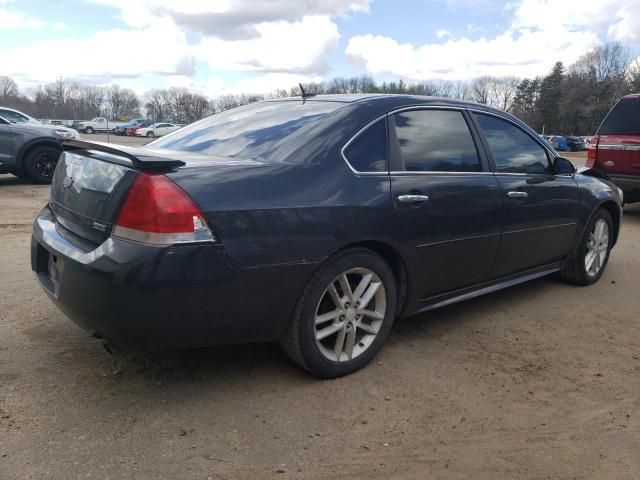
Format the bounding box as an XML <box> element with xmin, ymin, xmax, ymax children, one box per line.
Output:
<box><xmin>113</xmin><ymin>172</ymin><xmax>215</xmax><ymax>245</ymax></box>
<box><xmin>586</xmin><ymin>135</ymin><xmax>599</xmax><ymax>168</ymax></box>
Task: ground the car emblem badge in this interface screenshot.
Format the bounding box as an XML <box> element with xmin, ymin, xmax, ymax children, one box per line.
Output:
<box><xmin>62</xmin><ymin>176</ymin><xmax>74</xmax><ymax>189</ymax></box>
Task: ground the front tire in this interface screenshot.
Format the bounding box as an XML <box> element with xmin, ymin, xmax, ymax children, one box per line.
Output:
<box><xmin>24</xmin><ymin>145</ymin><xmax>61</xmax><ymax>184</ymax></box>
<box><xmin>281</xmin><ymin>248</ymin><xmax>397</xmax><ymax>378</ymax></box>
<box><xmin>146</xmin><ymin>131</ymin><xmax>154</xmax><ymax>138</ymax></box>
<box><xmin>560</xmin><ymin>208</ymin><xmax>613</xmax><ymax>285</ymax></box>
<box><xmin>84</xmin><ymin>127</ymin><xmax>94</xmax><ymax>134</ymax></box>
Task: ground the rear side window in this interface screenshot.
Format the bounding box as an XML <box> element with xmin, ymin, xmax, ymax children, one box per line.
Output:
<box><xmin>343</xmin><ymin>118</ymin><xmax>388</xmax><ymax>172</ymax></box>
<box><xmin>474</xmin><ymin>113</ymin><xmax>550</xmax><ymax>174</ymax></box>
<box><xmin>390</xmin><ymin>110</ymin><xmax>481</xmax><ymax>172</ymax></box>
<box><xmin>598</xmin><ymin>98</ymin><xmax>640</xmax><ymax>135</ymax></box>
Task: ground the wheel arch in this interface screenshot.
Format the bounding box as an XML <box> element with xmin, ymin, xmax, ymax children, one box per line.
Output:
<box><xmin>597</xmin><ymin>200</ymin><xmax>621</xmax><ymax>246</ymax></box>
<box><xmin>328</xmin><ymin>240</ymin><xmax>411</xmax><ymax>317</ymax></box>
<box><xmin>16</xmin><ymin>139</ymin><xmax>62</xmax><ymax>176</ymax></box>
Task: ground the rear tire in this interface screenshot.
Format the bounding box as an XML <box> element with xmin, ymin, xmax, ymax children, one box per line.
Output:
<box><xmin>281</xmin><ymin>248</ymin><xmax>397</xmax><ymax>378</ymax></box>
<box><xmin>24</xmin><ymin>145</ymin><xmax>61</xmax><ymax>184</ymax></box>
<box><xmin>560</xmin><ymin>208</ymin><xmax>613</xmax><ymax>285</ymax></box>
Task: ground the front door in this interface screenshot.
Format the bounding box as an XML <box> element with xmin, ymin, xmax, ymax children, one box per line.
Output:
<box><xmin>0</xmin><ymin>121</ymin><xmax>14</xmax><ymax>167</ymax></box>
<box><xmin>389</xmin><ymin>108</ymin><xmax>503</xmax><ymax>298</ymax></box>
<box><xmin>471</xmin><ymin>112</ymin><xmax>581</xmax><ymax>277</ymax></box>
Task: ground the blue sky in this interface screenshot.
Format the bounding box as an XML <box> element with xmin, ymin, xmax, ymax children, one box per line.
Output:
<box><xmin>1</xmin><ymin>0</ymin><xmax>638</xmax><ymax>97</ymax></box>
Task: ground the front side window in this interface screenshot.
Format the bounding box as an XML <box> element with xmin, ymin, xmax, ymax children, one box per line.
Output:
<box><xmin>390</xmin><ymin>110</ymin><xmax>481</xmax><ymax>172</ymax></box>
<box><xmin>343</xmin><ymin>118</ymin><xmax>388</xmax><ymax>172</ymax></box>
<box><xmin>0</xmin><ymin>109</ymin><xmax>29</xmax><ymax>123</ymax></box>
<box><xmin>474</xmin><ymin>113</ymin><xmax>550</xmax><ymax>174</ymax></box>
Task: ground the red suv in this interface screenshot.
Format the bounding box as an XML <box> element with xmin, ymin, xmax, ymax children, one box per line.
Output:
<box><xmin>588</xmin><ymin>93</ymin><xmax>640</xmax><ymax>203</ymax></box>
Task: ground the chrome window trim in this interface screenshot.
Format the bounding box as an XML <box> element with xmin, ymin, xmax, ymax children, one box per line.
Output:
<box><xmin>341</xmin><ymin>104</ymin><xmax>566</xmax><ymax>177</ymax></box>
<box><xmin>341</xmin><ymin>105</ymin><xmax>477</xmax><ymax>176</ymax></box>
<box><xmin>466</xmin><ymin>107</ymin><xmax>559</xmax><ymax>161</ymax></box>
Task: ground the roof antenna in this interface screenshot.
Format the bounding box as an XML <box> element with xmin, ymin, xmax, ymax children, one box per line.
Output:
<box><xmin>299</xmin><ymin>82</ymin><xmax>316</xmax><ymax>100</ymax></box>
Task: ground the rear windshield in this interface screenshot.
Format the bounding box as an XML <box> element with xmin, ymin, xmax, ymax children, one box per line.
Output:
<box><xmin>598</xmin><ymin>98</ymin><xmax>640</xmax><ymax>135</ymax></box>
<box><xmin>148</xmin><ymin>100</ymin><xmax>343</xmax><ymax>161</ymax></box>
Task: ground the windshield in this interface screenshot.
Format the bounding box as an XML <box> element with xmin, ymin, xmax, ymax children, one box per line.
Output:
<box><xmin>149</xmin><ymin>100</ymin><xmax>344</xmax><ymax>161</ymax></box>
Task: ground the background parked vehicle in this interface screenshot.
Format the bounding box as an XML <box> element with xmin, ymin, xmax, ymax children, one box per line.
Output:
<box><xmin>113</xmin><ymin>118</ymin><xmax>148</xmax><ymax>135</ymax></box>
<box><xmin>588</xmin><ymin>93</ymin><xmax>640</xmax><ymax>203</ymax></box>
<box><xmin>135</xmin><ymin>122</ymin><xmax>180</xmax><ymax>138</ymax></box>
<box><xmin>565</xmin><ymin>136</ymin><xmax>586</xmax><ymax>151</ymax></box>
<box><xmin>32</xmin><ymin>95</ymin><xmax>622</xmax><ymax>378</ymax></box>
<box><xmin>0</xmin><ymin>114</ymin><xmax>78</xmax><ymax>183</ymax></box>
<box><xmin>547</xmin><ymin>135</ymin><xmax>568</xmax><ymax>151</ymax></box>
<box><xmin>78</xmin><ymin>117</ymin><xmax>127</xmax><ymax>134</ymax></box>
<box><xmin>125</xmin><ymin>120</ymin><xmax>151</xmax><ymax>136</ymax></box>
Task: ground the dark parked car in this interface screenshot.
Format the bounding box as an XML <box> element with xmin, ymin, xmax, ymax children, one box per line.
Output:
<box><xmin>31</xmin><ymin>95</ymin><xmax>623</xmax><ymax>378</ymax></box>
<box><xmin>565</xmin><ymin>136</ymin><xmax>586</xmax><ymax>151</ymax></box>
<box><xmin>588</xmin><ymin>93</ymin><xmax>640</xmax><ymax>203</ymax></box>
<box><xmin>0</xmin><ymin>114</ymin><xmax>79</xmax><ymax>183</ymax></box>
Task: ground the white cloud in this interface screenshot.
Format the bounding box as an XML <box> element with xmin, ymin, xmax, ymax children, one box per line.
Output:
<box><xmin>0</xmin><ymin>17</ymin><xmax>193</xmax><ymax>85</ymax></box>
<box><xmin>346</xmin><ymin>0</ymin><xmax>640</xmax><ymax>81</ymax></box>
<box><xmin>0</xmin><ymin>7</ymin><xmax>45</xmax><ymax>28</ymax></box>
<box><xmin>346</xmin><ymin>29</ymin><xmax>599</xmax><ymax>80</ymax></box>
<box><xmin>90</xmin><ymin>0</ymin><xmax>370</xmax><ymax>38</ymax></box>
<box><xmin>207</xmin><ymin>73</ymin><xmax>323</xmax><ymax>96</ymax></box>
<box><xmin>195</xmin><ymin>16</ymin><xmax>340</xmax><ymax>74</ymax></box>
<box><xmin>436</xmin><ymin>29</ymin><xmax>452</xmax><ymax>39</ymax></box>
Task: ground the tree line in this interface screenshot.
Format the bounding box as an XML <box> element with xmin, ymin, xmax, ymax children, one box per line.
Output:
<box><xmin>1</xmin><ymin>43</ymin><xmax>638</xmax><ymax>134</ymax></box>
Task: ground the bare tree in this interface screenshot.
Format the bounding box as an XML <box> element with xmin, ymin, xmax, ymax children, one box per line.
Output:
<box><xmin>470</xmin><ymin>76</ymin><xmax>492</xmax><ymax>104</ymax></box>
<box><xmin>81</xmin><ymin>86</ymin><xmax>105</xmax><ymax>118</ymax></box>
<box><xmin>490</xmin><ymin>76</ymin><xmax>520</xmax><ymax>111</ymax></box>
<box><xmin>105</xmin><ymin>85</ymin><xmax>139</xmax><ymax>120</ymax></box>
<box><xmin>0</xmin><ymin>76</ymin><xmax>19</xmax><ymax>99</ymax></box>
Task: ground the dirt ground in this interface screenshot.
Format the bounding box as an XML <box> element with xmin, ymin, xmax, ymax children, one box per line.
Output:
<box><xmin>1</xmin><ymin>149</ymin><xmax>639</xmax><ymax>479</ymax></box>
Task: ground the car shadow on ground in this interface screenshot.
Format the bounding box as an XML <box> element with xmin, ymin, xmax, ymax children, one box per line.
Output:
<box><xmin>0</xmin><ymin>174</ymin><xmax>34</xmax><ymax>186</ymax></box>
<box><xmin>45</xmin><ymin>274</ymin><xmax>557</xmax><ymax>389</ymax></box>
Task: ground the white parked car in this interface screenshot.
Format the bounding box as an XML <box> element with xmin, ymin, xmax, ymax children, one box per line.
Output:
<box><xmin>135</xmin><ymin>123</ymin><xmax>180</xmax><ymax>138</ymax></box>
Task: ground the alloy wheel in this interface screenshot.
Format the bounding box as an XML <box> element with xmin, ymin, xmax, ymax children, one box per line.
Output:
<box><xmin>585</xmin><ymin>218</ymin><xmax>609</xmax><ymax>277</ymax></box>
<box><xmin>314</xmin><ymin>267</ymin><xmax>386</xmax><ymax>362</ymax></box>
<box><xmin>34</xmin><ymin>153</ymin><xmax>56</xmax><ymax>180</ymax></box>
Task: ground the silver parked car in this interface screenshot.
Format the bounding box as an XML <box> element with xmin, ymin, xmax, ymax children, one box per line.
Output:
<box><xmin>0</xmin><ymin>108</ymin><xmax>79</xmax><ymax>183</ymax></box>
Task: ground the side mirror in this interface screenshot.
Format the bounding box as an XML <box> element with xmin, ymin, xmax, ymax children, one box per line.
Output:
<box><xmin>553</xmin><ymin>157</ymin><xmax>576</xmax><ymax>175</ymax></box>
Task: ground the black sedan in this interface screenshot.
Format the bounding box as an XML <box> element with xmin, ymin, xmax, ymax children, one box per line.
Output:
<box><xmin>31</xmin><ymin>95</ymin><xmax>623</xmax><ymax>378</ymax></box>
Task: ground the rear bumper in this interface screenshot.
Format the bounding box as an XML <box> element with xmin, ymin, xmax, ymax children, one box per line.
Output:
<box><xmin>609</xmin><ymin>174</ymin><xmax>640</xmax><ymax>201</ymax></box>
<box><xmin>31</xmin><ymin>206</ymin><xmax>315</xmax><ymax>351</ymax></box>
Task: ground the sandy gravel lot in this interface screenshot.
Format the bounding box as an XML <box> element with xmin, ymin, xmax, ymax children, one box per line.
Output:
<box><xmin>1</xmin><ymin>150</ymin><xmax>639</xmax><ymax>479</ymax></box>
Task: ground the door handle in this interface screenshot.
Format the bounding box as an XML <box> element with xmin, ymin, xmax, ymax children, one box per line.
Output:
<box><xmin>397</xmin><ymin>194</ymin><xmax>430</xmax><ymax>203</ymax></box>
<box><xmin>507</xmin><ymin>191</ymin><xmax>528</xmax><ymax>199</ymax></box>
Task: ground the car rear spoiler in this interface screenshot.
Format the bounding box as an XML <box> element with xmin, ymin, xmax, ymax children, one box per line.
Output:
<box><xmin>61</xmin><ymin>139</ymin><xmax>186</xmax><ymax>169</ymax></box>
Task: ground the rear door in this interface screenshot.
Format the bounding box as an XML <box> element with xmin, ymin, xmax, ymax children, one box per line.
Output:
<box><xmin>597</xmin><ymin>96</ymin><xmax>640</xmax><ymax>176</ymax></box>
<box><xmin>471</xmin><ymin>112</ymin><xmax>581</xmax><ymax>278</ymax></box>
<box><xmin>388</xmin><ymin>108</ymin><xmax>503</xmax><ymax>298</ymax></box>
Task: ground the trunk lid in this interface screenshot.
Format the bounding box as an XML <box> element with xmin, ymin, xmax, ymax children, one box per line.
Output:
<box><xmin>50</xmin><ymin>141</ymin><xmax>191</xmax><ymax>244</ymax></box>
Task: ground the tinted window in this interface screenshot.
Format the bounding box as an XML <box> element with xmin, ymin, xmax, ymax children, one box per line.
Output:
<box><xmin>150</xmin><ymin>101</ymin><xmax>342</xmax><ymax>161</ymax></box>
<box><xmin>598</xmin><ymin>98</ymin><xmax>640</xmax><ymax>135</ymax></box>
<box><xmin>343</xmin><ymin>119</ymin><xmax>388</xmax><ymax>172</ymax></box>
<box><xmin>391</xmin><ymin>110</ymin><xmax>481</xmax><ymax>172</ymax></box>
<box><xmin>474</xmin><ymin>114</ymin><xmax>549</xmax><ymax>174</ymax></box>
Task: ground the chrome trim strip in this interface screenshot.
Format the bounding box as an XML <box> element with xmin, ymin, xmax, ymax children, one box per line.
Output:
<box><xmin>416</xmin><ymin>231</ymin><xmax>501</xmax><ymax>249</ymax></box>
<box><xmin>599</xmin><ymin>144</ymin><xmax>640</xmax><ymax>151</ymax></box>
<box><xmin>502</xmin><ymin>222</ymin><xmax>577</xmax><ymax>235</ymax></box>
<box><xmin>388</xmin><ymin>171</ymin><xmax>494</xmax><ymax>176</ymax></box>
